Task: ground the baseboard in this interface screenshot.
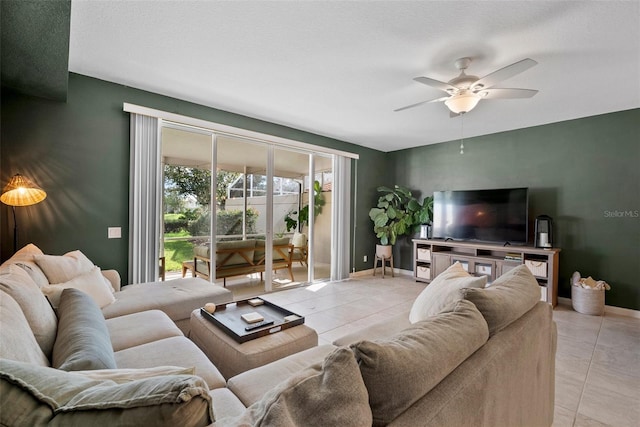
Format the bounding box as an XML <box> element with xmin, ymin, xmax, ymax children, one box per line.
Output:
<box><xmin>558</xmin><ymin>296</ymin><xmax>640</xmax><ymax>319</ymax></box>
<box><xmin>350</xmin><ymin>268</ymin><xmax>413</xmax><ymax>278</ymax></box>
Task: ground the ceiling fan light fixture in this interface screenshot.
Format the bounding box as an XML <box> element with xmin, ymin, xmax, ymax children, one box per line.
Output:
<box><xmin>444</xmin><ymin>92</ymin><xmax>481</xmax><ymax>114</ymax></box>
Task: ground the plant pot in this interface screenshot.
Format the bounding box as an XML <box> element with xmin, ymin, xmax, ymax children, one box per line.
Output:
<box><xmin>376</xmin><ymin>244</ymin><xmax>392</xmax><ymax>259</ymax></box>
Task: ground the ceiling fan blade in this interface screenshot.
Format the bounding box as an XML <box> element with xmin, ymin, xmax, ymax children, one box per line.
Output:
<box><xmin>394</xmin><ymin>96</ymin><xmax>449</xmax><ymax>112</ymax></box>
<box><xmin>413</xmin><ymin>76</ymin><xmax>457</xmax><ymax>93</ymax></box>
<box><xmin>479</xmin><ymin>88</ymin><xmax>538</xmax><ymax>99</ymax></box>
<box><xmin>471</xmin><ymin>58</ymin><xmax>537</xmax><ymax>90</ymax></box>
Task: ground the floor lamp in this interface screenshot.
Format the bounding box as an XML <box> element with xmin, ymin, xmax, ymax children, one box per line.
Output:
<box><xmin>0</xmin><ymin>174</ymin><xmax>47</xmax><ymax>253</ymax></box>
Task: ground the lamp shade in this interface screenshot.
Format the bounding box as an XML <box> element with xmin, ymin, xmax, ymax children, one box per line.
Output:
<box><xmin>444</xmin><ymin>91</ymin><xmax>481</xmax><ymax>114</ymax></box>
<box><xmin>0</xmin><ymin>174</ymin><xmax>47</xmax><ymax>207</ymax></box>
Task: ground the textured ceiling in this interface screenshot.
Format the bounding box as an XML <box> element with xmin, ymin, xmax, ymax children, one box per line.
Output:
<box><xmin>69</xmin><ymin>1</ymin><xmax>640</xmax><ymax>152</ymax></box>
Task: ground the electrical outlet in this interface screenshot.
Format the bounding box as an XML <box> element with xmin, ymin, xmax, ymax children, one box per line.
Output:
<box><xmin>363</xmin><ymin>255</ymin><xmax>368</xmax><ymax>262</ymax></box>
<box><xmin>108</xmin><ymin>227</ymin><xmax>122</xmax><ymax>239</ymax></box>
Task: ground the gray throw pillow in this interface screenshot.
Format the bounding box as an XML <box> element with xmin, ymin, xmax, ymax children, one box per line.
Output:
<box><xmin>352</xmin><ymin>300</ymin><xmax>489</xmax><ymax>427</ymax></box>
<box><xmin>216</xmin><ymin>347</ymin><xmax>372</xmax><ymax>427</ymax></box>
<box><xmin>460</xmin><ymin>264</ymin><xmax>542</xmax><ymax>335</ymax></box>
<box><xmin>52</xmin><ymin>288</ymin><xmax>117</xmax><ymax>371</ymax></box>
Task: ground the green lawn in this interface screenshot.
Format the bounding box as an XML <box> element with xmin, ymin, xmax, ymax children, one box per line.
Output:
<box><xmin>163</xmin><ymin>231</ymin><xmax>194</xmax><ymax>272</ymax></box>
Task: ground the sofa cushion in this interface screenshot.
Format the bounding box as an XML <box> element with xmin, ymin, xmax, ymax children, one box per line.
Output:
<box><xmin>254</xmin><ymin>237</ymin><xmax>290</xmax><ymax>262</ymax></box>
<box><xmin>409</xmin><ymin>261</ymin><xmax>487</xmax><ymax>323</ymax></box>
<box><xmin>216</xmin><ymin>240</ymin><xmax>256</xmax><ymax>267</ymax></box>
<box><xmin>209</xmin><ymin>388</ymin><xmax>247</xmax><ymax>422</ymax></box>
<box><xmin>0</xmin><ymin>358</ymin><xmax>213</xmax><ymax>427</ymax></box>
<box><xmin>106</xmin><ymin>309</ymin><xmax>184</xmax><ymax>352</ymax></box>
<box><xmin>460</xmin><ymin>264</ymin><xmax>542</xmax><ymax>336</ymax></box>
<box><xmin>100</xmin><ymin>278</ymin><xmax>233</xmax><ymax>334</ymax></box>
<box><xmin>34</xmin><ymin>250</ymin><xmax>94</xmax><ymax>284</ymax></box>
<box><xmin>227</xmin><ymin>345</ymin><xmax>337</xmax><ymax>407</ymax></box>
<box><xmin>114</xmin><ymin>336</ymin><xmax>227</xmax><ymax>390</ymax></box>
<box><xmin>215</xmin><ymin>347</ymin><xmax>371</xmax><ymax>427</ymax></box>
<box><xmin>351</xmin><ymin>299</ymin><xmax>489</xmax><ymax>427</ymax></box>
<box><xmin>0</xmin><ymin>290</ymin><xmax>50</xmax><ymax>366</ymax></box>
<box><xmin>41</xmin><ymin>266</ymin><xmax>115</xmax><ymax>309</ymax></box>
<box><xmin>52</xmin><ymin>288</ymin><xmax>117</xmax><ymax>371</ymax></box>
<box><xmin>0</xmin><ymin>264</ymin><xmax>58</xmax><ymax>357</ymax></box>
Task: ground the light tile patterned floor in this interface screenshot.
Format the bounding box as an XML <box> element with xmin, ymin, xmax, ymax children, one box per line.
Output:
<box><xmin>259</xmin><ymin>274</ymin><xmax>640</xmax><ymax>427</ymax></box>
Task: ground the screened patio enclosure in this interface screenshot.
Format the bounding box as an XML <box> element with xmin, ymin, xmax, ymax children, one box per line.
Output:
<box><xmin>161</xmin><ymin>123</ymin><xmax>333</xmax><ymax>297</ymax></box>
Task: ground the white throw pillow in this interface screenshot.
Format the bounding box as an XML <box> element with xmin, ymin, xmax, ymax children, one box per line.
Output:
<box><xmin>409</xmin><ymin>262</ymin><xmax>487</xmax><ymax>323</ymax></box>
<box><xmin>34</xmin><ymin>250</ymin><xmax>95</xmax><ymax>284</ymax></box>
<box><xmin>42</xmin><ymin>267</ymin><xmax>116</xmax><ymax>308</ymax></box>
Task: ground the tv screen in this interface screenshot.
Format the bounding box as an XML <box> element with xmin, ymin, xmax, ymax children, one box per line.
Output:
<box><xmin>432</xmin><ymin>188</ymin><xmax>528</xmax><ymax>244</ymax></box>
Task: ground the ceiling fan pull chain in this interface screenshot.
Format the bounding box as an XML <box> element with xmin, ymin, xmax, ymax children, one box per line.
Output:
<box><xmin>460</xmin><ymin>113</ymin><xmax>465</xmax><ymax>154</ymax></box>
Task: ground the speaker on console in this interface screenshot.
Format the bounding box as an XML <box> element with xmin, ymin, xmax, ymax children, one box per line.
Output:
<box><xmin>534</xmin><ymin>215</ymin><xmax>553</xmax><ymax>248</ymax></box>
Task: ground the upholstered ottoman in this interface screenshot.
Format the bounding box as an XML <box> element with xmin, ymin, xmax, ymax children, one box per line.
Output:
<box><xmin>189</xmin><ymin>309</ymin><xmax>318</xmax><ymax>379</ymax></box>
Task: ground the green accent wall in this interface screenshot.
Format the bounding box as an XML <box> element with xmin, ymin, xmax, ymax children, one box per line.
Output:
<box><xmin>390</xmin><ymin>109</ymin><xmax>640</xmax><ymax>310</ymax></box>
<box><xmin>1</xmin><ymin>73</ymin><xmax>389</xmax><ymax>278</ymax></box>
<box><xmin>1</xmin><ymin>0</ymin><xmax>70</xmax><ymax>101</ymax></box>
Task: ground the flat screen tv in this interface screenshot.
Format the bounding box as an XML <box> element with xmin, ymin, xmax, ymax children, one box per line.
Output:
<box><xmin>432</xmin><ymin>188</ymin><xmax>528</xmax><ymax>245</ymax></box>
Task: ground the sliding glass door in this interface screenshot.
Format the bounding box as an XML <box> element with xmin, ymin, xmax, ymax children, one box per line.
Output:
<box><xmin>159</xmin><ymin>121</ymin><xmax>341</xmax><ymax>297</ymax></box>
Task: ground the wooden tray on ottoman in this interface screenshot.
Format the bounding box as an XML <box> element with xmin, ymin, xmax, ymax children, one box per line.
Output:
<box><xmin>200</xmin><ymin>298</ymin><xmax>305</xmax><ymax>343</ymax></box>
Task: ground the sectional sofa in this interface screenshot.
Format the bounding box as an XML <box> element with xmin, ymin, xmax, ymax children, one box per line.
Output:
<box><xmin>0</xmin><ymin>245</ymin><xmax>556</xmax><ymax>427</ymax></box>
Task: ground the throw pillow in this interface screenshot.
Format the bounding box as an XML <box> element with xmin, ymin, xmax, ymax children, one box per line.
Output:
<box><xmin>460</xmin><ymin>264</ymin><xmax>542</xmax><ymax>336</ymax></box>
<box><xmin>216</xmin><ymin>347</ymin><xmax>372</xmax><ymax>427</ymax></box>
<box><xmin>0</xmin><ymin>264</ymin><xmax>58</xmax><ymax>357</ymax></box>
<box><xmin>0</xmin><ymin>289</ymin><xmax>50</xmax><ymax>366</ymax></box>
<box><xmin>352</xmin><ymin>300</ymin><xmax>489</xmax><ymax>427</ymax></box>
<box><xmin>13</xmin><ymin>261</ymin><xmax>50</xmax><ymax>288</ymax></box>
<box><xmin>0</xmin><ymin>243</ymin><xmax>49</xmax><ymax>287</ymax></box>
<box><xmin>34</xmin><ymin>250</ymin><xmax>95</xmax><ymax>284</ymax></box>
<box><xmin>0</xmin><ymin>358</ymin><xmax>213</xmax><ymax>427</ymax></box>
<box><xmin>42</xmin><ymin>266</ymin><xmax>115</xmax><ymax>308</ymax></box>
<box><xmin>0</xmin><ymin>243</ymin><xmax>43</xmax><ymax>266</ymax></box>
<box><xmin>409</xmin><ymin>261</ymin><xmax>486</xmax><ymax>323</ymax></box>
<box><xmin>52</xmin><ymin>288</ymin><xmax>117</xmax><ymax>371</ymax></box>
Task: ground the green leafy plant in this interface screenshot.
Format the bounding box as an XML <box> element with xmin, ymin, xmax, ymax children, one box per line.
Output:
<box><xmin>369</xmin><ymin>186</ymin><xmax>432</xmax><ymax>245</ymax></box>
<box><xmin>284</xmin><ymin>180</ymin><xmax>325</xmax><ymax>232</ymax></box>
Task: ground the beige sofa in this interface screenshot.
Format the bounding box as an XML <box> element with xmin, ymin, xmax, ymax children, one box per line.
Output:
<box><xmin>1</xmin><ymin>244</ymin><xmax>556</xmax><ymax>427</ymax></box>
<box><xmin>193</xmin><ymin>238</ymin><xmax>294</xmax><ymax>286</ymax></box>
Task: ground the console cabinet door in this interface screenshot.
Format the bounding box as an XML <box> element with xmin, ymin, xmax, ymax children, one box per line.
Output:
<box><xmin>431</xmin><ymin>253</ymin><xmax>451</xmax><ymax>279</ymax></box>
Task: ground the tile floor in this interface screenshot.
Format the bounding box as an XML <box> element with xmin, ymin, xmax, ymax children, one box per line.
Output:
<box><xmin>258</xmin><ymin>274</ymin><xmax>640</xmax><ymax>427</ymax></box>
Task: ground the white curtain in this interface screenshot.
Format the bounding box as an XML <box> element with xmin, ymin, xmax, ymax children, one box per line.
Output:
<box><xmin>331</xmin><ymin>155</ymin><xmax>351</xmax><ymax>280</ymax></box>
<box><xmin>129</xmin><ymin>114</ymin><xmax>162</xmax><ymax>284</ymax></box>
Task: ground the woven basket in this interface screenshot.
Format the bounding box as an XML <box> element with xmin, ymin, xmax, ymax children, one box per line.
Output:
<box><xmin>571</xmin><ymin>285</ymin><xmax>605</xmax><ymax>316</ymax></box>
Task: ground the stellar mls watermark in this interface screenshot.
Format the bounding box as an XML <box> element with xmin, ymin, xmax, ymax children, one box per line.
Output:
<box><xmin>603</xmin><ymin>210</ymin><xmax>639</xmax><ymax>218</ymax></box>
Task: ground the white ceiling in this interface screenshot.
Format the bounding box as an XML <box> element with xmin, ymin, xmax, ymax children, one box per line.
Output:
<box><xmin>69</xmin><ymin>1</ymin><xmax>640</xmax><ymax>152</ymax></box>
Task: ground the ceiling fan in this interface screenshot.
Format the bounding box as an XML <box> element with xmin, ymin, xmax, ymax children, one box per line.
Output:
<box><xmin>395</xmin><ymin>57</ymin><xmax>539</xmax><ymax>116</ymax></box>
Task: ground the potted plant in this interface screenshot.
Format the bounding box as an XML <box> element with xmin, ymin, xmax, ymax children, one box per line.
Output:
<box><xmin>412</xmin><ymin>195</ymin><xmax>433</xmax><ymax>238</ymax></box>
<box><xmin>369</xmin><ymin>186</ymin><xmax>433</xmax><ymax>257</ymax></box>
<box><xmin>368</xmin><ymin>185</ymin><xmax>420</xmax><ymax>258</ymax></box>
<box><xmin>284</xmin><ymin>180</ymin><xmax>325</xmax><ymax>232</ymax></box>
